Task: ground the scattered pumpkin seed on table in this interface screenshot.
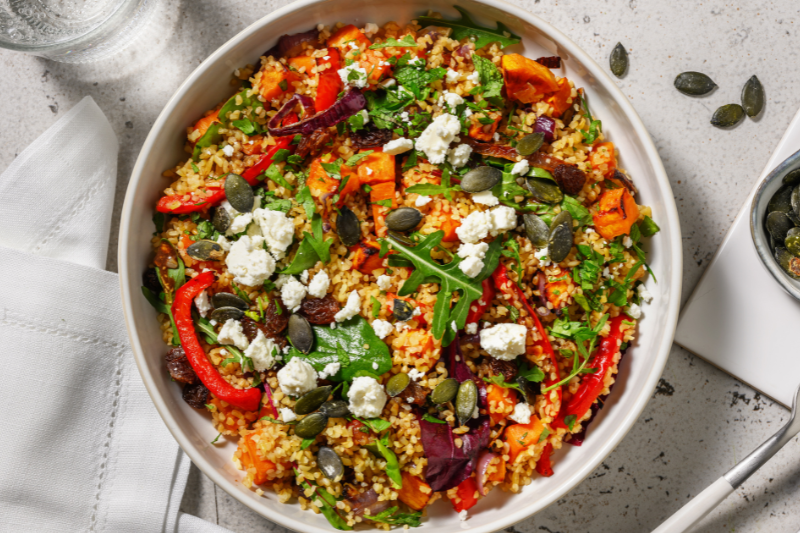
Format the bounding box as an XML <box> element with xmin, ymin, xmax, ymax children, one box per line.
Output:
<box><xmin>741</xmin><ymin>75</ymin><xmax>765</xmax><ymax>117</ymax></box>
<box><xmin>609</xmin><ymin>42</ymin><xmax>628</xmax><ymax>78</ymax></box>
<box><xmin>674</xmin><ymin>71</ymin><xmax>717</xmax><ymax>96</ymax></box>
<box><xmin>710</xmin><ymin>104</ymin><xmax>745</xmax><ymax>128</ymax></box>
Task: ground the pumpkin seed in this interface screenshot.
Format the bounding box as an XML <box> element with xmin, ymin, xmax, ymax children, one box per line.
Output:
<box><xmin>776</xmin><ymin>247</ymin><xmax>800</xmax><ymax>279</ymax></box>
<box><xmin>186</xmin><ymin>239</ymin><xmax>224</xmax><ymax>261</ymax></box>
<box><xmin>210</xmin><ymin>306</ymin><xmax>244</xmax><ymax>322</ymax></box>
<box><xmin>767</xmin><ymin>186</ymin><xmax>793</xmax><ymax>214</ymax></box>
<box><xmin>295</xmin><ymin>386</ymin><xmax>333</xmax><ymax>415</ymax></box>
<box><xmin>336</xmin><ymin>207</ymin><xmax>361</xmax><ymax>247</ymax></box>
<box><xmin>609</xmin><ymin>42</ymin><xmax>628</xmax><ymax>78</ymax></box>
<box><xmin>741</xmin><ymin>75</ymin><xmax>765</xmax><ymax>118</ymax></box>
<box><xmin>526</xmin><ymin>177</ymin><xmax>564</xmax><ymax>204</ymax></box>
<box><xmin>392</xmin><ymin>299</ymin><xmax>414</xmax><ymax>321</ymax></box>
<box><xmin>516</xmin><ymin>376</ymin><xmax>541</xmax><ymax>406</ymax></box>
<box><xmin>455</xmin><ymin>380</ymin><xmax>478</xmax><ymax>426</ymax></box>
<box><xmin>788</xmin><ymin>210</ymin><xmax>800</xmax><ymax>227</ymax></box>
<box><xmin>288</xmin><ymin>314</ymin><xmax>314</xmax><ymax>354</ymax></box>
<box><xmin>792</xmin><ymin>185</ymin><xmax>800</xmax><ymax>218</ymax></box>
<box><xmin>710</xmin><ymin>104</ymin><xmax>745</xmax><ymax>128</ymax></box>
<box><xmin>516</xmin><ymin>133</ymin><xmax>545</xmax><ymax>156</ymax></box>
<box><xmin>320</xmin><ymin>400</ymin><xmax>350</xmax><ymax>418</ymax></box>
<box><xmin>211</xmin><ymin>292</ymin><xmax>249</xmax><ymax>310</ymax></box>
<box><xmin>548</xmin><ymin>210</ymin><xmax>574</xmax><ymax>263</ymax></box>
<box><xmin>386</xmin><ymin>373</ymin><xmax>411</xmax><ymax>397</ymax></box>
<box><xmin>674</xmin><ymin>71</ymin><xmax>717</xmax><ymax>96</ymax></box>
<box><xmin>523</xmin><ymin>214</ymin><xmax>549</xmax><ymax>247</ymax></box>
<box><xmin>385</xmin><ymin>207</ymin><xmax>423</xmax><ymax>232</ymax></box>
<box><xmin>224</xmin><ymin>173</ymin><xmax>255</xmax><ymax>213</ymax></box>
<box><xmin>766</xmin><ymin>211</ymin><xmax>794</xmax><ymax>242</ymax></box>
<box><xmin>317</xmin><ymin>446</ymin><xmax>344</xmax><ymax>481</ymax></box>
<box><xmin>783</xmin><ymin>169</ymin><xmax>800</xmax><ymax>186</ymax></box>
<box><xmin>786</xmin><ymin>228</ymin><xmax>800</xmax><ymax>257</ymax></box>
<box><xmin>460</xmin><ymin>166</ymin><xmax>503</xmax><ymax>193</ymax></box>
<box><xmin>212</xmin><ymin>206</ymin><xmax>231</xmax><ymax>233</ymax></box>
<box><xmin>294</xmin><ymin>411</ymin><xmax>329</xmax><ymax>438</ymax></box>
<box><xmin>388</xmin><ymin>230</ymin><xmax>415</xmax><ymax>247</ymax></box>
<box><xmin>431</xmin><ymin>378</ymin><xmax>459</xmax><ymax>404</ymax></box>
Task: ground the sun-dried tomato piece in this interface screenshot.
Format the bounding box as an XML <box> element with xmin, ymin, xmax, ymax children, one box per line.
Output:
<box><xmin>296</xmin><ymin>128</ymin><xmax>333</xmax><ymax>159</ymax></box>
<box><xmin>535</xmin><ymin>56</ymin><xmax>561</xmax><ymax>69</ymax></box>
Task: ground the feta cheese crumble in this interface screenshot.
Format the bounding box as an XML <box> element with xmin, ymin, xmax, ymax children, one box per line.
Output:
<box><xmin>440</xmin><ymin>91</ymin><xmax>464</xmax><ymax>110</ymax></box>
<box><xmin>216</xmin><ymin>235</ymin><xmax>232</xmax><ymax>252</ymax></box>
<box><xmin>638</xmin><ymin>284</ymin><xmax>653</xmax><ymax>303</ymax></box>
<box><xmin>229</xmin><ymin>212</ymin><xmax>253</xmax><ymax>234</ymax></box>
<box><xmin>465</xmin><ymin>322</ymin><xmax>478</xmax><ymax>335</ymax></box>
<box><xmin>446</xmin><ymin>69</ymin><xmax>460</xmax><ymax>83</ymax></box>
<box><xmin>300</xmin><ymin>270</ymin><xmax>310</xmax><ymax>285</ymax></box>
<box><xmin>280</xmin><ymin>407</ymin><xmax>297</xmax><ymax>423</ymax></box>
<box><xmin>383</xmin><ymin>137</ymin><xmax>414</xmax><ymax>155</ymax></box>
<box><xmin>222</xmin><ymin>144</ymin><xmax>234</xmax><ymax>157</ymax></box>
<box><xmin>375</xmin><ymin>274</ymin><xmax>392</xmax><ymax>290</ymax></box>
<box><xmin>471</xmin><ymin>190</ymin><xmax>498</xmax><ymax>206</ymax></box>
<box><xmin>277</xmin><ymin>357</ymin><xmax>318</xmax><ymax>397</ymax></box>
<box><xmin>318</xmin><ymin>362</ymin><xmax>341</xmax><ymax>380</ymax></box>
<box><xmin>371</xmin><ymin>319</ymin><xmax>393</xmax><ymax>339</ymax></box>
<box><xmin>408</xmin><ymin>368</ymin><xmax>424</xmax><ymax>381</ymax></box>
<box><xmin>338</xmin><ymin>63</ymin><xmax>368</xmax><ymax>88</ymax></box>
<box><xmin>459</xmin><ymin>510</ymin><xmax>469</xmax><ymax>521</ymax></box>
<box><xmin>623</xmin><ymin>235</ymin><xmax>633</xmax><ymax>248</ymax></box>
<box><xmin>488</xmin><ymin>206</ymin><xmax>517</xmax><ymax>236</ymax></box>
<box><xmin>415</xmin><ymin>113</ymin><xmax>461</xmax><ymax>164</ymax></box>
<box><xmin>456</xmin><ymin>206</ymin><xmax>518</xmax><ymax>243</ymax></box>
<box><xmin>194</xmin><ymin>290</ymin><xmax>212</xmax><ymax>317</ymax></box>
<box><xmin>456</xmin><ymin>242</ymin><xmax>488</xmax><ymax>278</ymax></box>
<box><xmin>281</xmin><ymin>277</ymin><xmax>307</xmax><ymax>312</ymax></box>
<box><xmin>479</xmin><ymin>323</ymin><xmax>528</xmax><ymax>360</ymax></box>
<box><xmin>415</xmin><ymin>195</ymin><xmax>432</xmax><ymax>207</ymax></box>
<box><xmin>447</xmin><ymin>143</ymin><xmax>472</xmax><ymax>168</ymax></box>
<box><xmin>363</xmin><ymin>22</ymin><xmax>379</xmax><ymax>36</ymax></box>
<box><xmin>467</xmin><ymin>70</ymin><xmax>480</xmax><ymax>84</ymax></box>
<box><xmin>347</xmin><ymin>376</ymin><xmax>387</xmax><ymax>418</ymax></box>
<box><xmin>534</xmin><ymin>246</ymin><xmax>551</xmax><ymax>267</ymax></box>
<box><xmin>509</xmin><ymin>402</ymin><xmax>533</xmax><ymax>424</ymax></box>
<box><xmin>253</xmin><ymin>208</ymin><xmax>295</xmax><ymax>259</ymax></box>
<box><xmin>627</xmin><ymin>303</ymin><xmax>643</xmax><ymax>319</ymax></box>
<box><xmin>225</xmin><ymin>235</ymin><xmax>275</xmax><ymax>287</ymax></box>
<box><xmin>218</xmin><ymin>319</ymin><xmax>249</xmax><ymax>350</ymax></box>
<box><xmin>308</xmin><ymin>270</ymin><xmax>330</xmax><ymax>298</ymax></box>
<box><xmin>511</xmin><ymin>159</ymin><xmax>530</xmax><ymax>176</ymax></box>
<box><xmin>244</xmin><ymin>330</ymin><xmax>278</xmax><ymax>371</ymax></box>
<box><xmin>334</xmin><ymin>290</ymin><xmax>361</xmax><ymax>322</ymax></box>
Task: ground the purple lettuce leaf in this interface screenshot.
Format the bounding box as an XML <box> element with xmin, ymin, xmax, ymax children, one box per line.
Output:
<box><xmin>420</xmin><ymin>416</ymin><xmax>491</xmax><ymax>492</ymax></box>
<box><xmin>447</xmin><ymin>334</ymin><xmax>487</xmax><ymax>408</ymax></box>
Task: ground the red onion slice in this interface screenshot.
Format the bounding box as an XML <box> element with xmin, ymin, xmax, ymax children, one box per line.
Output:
<box><xmin>534</xmin><ymin>115</ymin><xmax>556</xmax><ymax>143</ymax></box>
<box><xmin>268</xmin><ymin>94</ymin><xmax>316</xmax><ymax>131</ymax></box>
<box><xmin>263</xmin><ymin>384</ymin><xmax>279</xmax><ymax>418</ymax></box>
<box><xmin>475</xmin><ymin>450</ymin><xmax>499</xmax><ymax>496</ymax></box>
<box><xmin>268</xmin><ymin>89</ymin><xmax>367</xmax><ymax>137</ymax></box>
<box><xmin>264</xmin><ymin>28</ymin><xmax>320</xmax><ymax>59</ymax></box>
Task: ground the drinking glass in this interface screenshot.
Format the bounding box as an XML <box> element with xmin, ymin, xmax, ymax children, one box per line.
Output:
<box><xmin>0</xmin><ymin>0</ymin><xmax>158</xmax><ymax>63</ymax></box>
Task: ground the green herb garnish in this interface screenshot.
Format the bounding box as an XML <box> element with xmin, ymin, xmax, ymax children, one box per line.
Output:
<box><xmin>417</xmin><ymin>7</ymin><xmax>521</xmax><ymax>49</ymax></box>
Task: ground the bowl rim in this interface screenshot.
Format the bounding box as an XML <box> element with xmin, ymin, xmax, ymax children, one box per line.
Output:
<box><xmin>749</xmin><ymin>148</ymin><xmax>800</xmax><ymax>300</ymax></box>
<box><xmin>118</xmin><ymin>0</ymin><xmax>683</xmax><ymax>531</ymax></box>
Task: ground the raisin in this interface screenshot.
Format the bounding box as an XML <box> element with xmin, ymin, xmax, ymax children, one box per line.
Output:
<box><xmin>142</xmin><ymin>267</ymin><xmax>161</xmax><ymax>294</ymax></box>
<box><xmin>350</xmin><ymin>126</ymin><xmax>393</xmax><ymax>150</ymax></box>
<box><xmin>166</xmin><ymin>347</ymin><xmax>197</xmax><ymax>384</ymax></box>
<box><xmin>262</xmin><ymin>297</ymin><xmax>289</xmax><ymax>335</ymax></box>
<box><xmin>240</xmin><ymin>317</ymin><xmax>288</xmax><ymax>349</ymax></box>
<box><xmin>552</xmin><ymin>164</ymin><xmax>587</xmax><ymax>196</ymax></box>
<box><xmin>296</xmin><ymin>128</ymin><xmax>332</xmax><ymax>159</ymax></box>
<box><xmin>400</xmin><ymin>380</ymin><xmax>428</xmax><ymax>406</ymax></box>
<box><xmin>489</xmin><ymin>359</ymin><xmax>518</xmax><ymax>383</ymax></box>
<box><xmin>300</xmin><ymin>295</ymin><xmax>341</xmax><ymax>324</ymax></box>
<box><xmin>182</xmin><ymin>382</ymin><xmax>209</xmax><ymax>409</ymax></box>
<box><xmin>535</xmin><ymin>56</ymin><xmax>561</xmax><ymax>69</ymax></box>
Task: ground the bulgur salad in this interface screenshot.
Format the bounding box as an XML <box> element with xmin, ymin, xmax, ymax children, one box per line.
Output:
<box><xmin>143</xmin><ymin>9</ymin><xmax>660</xmax><ymax>530</ymax></box>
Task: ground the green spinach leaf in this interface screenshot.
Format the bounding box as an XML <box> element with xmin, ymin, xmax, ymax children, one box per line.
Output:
<box><xmin>417</xmin><ymin>6</ymin><xmax>521</xmax><ymax>49</ymax></box>
<box><xmin>192</xmin><ymin>123</ymin><xmax>223</xmax><ymax>161</ymax></box>
<box><xmin>369</xmin><ymin>35</ymin><xmax>418</xmax><ymax>49</ymax></box>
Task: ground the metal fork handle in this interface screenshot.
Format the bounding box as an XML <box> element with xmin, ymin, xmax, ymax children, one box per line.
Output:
<box><xmin>724</xmin><ymin>422</ymin><xmax>793</xmax><ymax>487</ymax></box>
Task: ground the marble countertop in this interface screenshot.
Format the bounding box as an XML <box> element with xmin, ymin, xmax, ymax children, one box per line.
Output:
<box><xmin>3</xmin><ymin>0</ymin><xmax>799</xmax><ymax>531</ymax></box>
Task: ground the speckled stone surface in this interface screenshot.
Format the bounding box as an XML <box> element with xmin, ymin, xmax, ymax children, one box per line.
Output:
<box><xmin>3</xmin><ymin>0</ymin><xmax>800</xmax><ymax>531</ymax></box>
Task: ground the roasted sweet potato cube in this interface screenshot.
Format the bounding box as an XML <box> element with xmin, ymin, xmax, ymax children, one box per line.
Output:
<box><xmin>502</xmin><ymin>53</ymin><xmax>560</xmax><ymax>104</ymax></box>
<box><xmin>592</xmin><ymin>187</ymin><xmax>640</xmax><ymax>240</ymax></box>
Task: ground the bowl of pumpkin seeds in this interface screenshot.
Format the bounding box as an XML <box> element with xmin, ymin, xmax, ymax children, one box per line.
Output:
<box><xmin>751</xmin><ymin>148</ymin><xmax>800</xmax><ymax>298</ymax></box>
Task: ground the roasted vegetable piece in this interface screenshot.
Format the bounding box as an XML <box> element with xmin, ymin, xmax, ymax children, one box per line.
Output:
<box><xmin>357</xmin><ymin>150</ymin><xmax>395</xmax><ymax>185</ymax></box>
<box><xmin>193</xmin><ymin>109</ymin><xmax>220</xmax><ymax>139</ymax></box>
<box><xmin>260</xmin><ymin>66</ymin><xmax>299</xmax><ymax>102</ymax></box>
<box><xmin>307</xmin><ymin>157</ymin><xmax>340</xmax><ymax>198</ymax></box>
<box><xmin>171</xmin><ymin>271</ymin><xmax>262</xmax><ymax>411</ymax></box>
<box><xmin>504</xmin><ymin>416</ymin><xmax>544</xmax><ymax>463</ymax></box>
<box><xmin>468</xmin><ymin>112</ymin><xmax>501</xmax><ymax>141</ymax></box>
<box><xmin>327</xmin><ymin>24</ymin><xmax>372</xmax><ymax>52</ymax></box>
<box><xmin>240</xmin><ymin>429</ymin><xmax>278</xmax><ymax>485</ymax></box>
<box><xmin>536</xmin><ymin>443</ymin><xmax>554</xmax><ymax>477</ymax></box>
<box><xmin>287</xmin><ymin>55</ymin><xmax>316</xmax><ymax>75</ymax></box>
<box><xmin>370</xmin><ymin>181</ymin><xmax>397</xmax><ymax>237</ymax></box>
<box><xmin>592</xmin><ymin>187</ymin><xmax>640</xmax><ymax>240</ymax></box>
<box><xmin>487</xmin><ymin>383</ymin><xmax>516</xmax><ymax>426</ymax></box>
<box><xmin>501</xmin><ymin>53</ymin><xmax>560</xmax><ymax>104</ymax></box>
<box><xmin>350</xmin><ymin>240</ymin><xmax>385</xmax><ymax>274</ymax></box>
<box><xmin>588</xmin><ymin>142</ymin><xmax>617</xmax><ymax>179</ymax></box>
<box><xmin>315</xmin><ymin>48</ymin><xmax>342</xmax><ymax>112</ymax></box>
<box><xmin>545</xmin><ymin>77</ymin><xmax>573</xmax><ymax>117</ymax></box>
<box><xmin>398</xmin><ymin>471</ymin><xmax>432</xmax><ymax>511</ymax></box>
<box><xmin>450</xmin><ymin>477</ymin><xmax>479</xmax><ymax>512</ymax></box>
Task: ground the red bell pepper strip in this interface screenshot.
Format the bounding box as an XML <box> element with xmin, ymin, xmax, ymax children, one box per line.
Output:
<box><xmin>466</xmin><ymin>278</ymin><xmax>495</xmax><ymax>326</ymax></box>
<box><xmin>554</xmin><ymin>314</ymin><xmax>626</xmax><ymax>428</ymax></box>
<box><xmin>171</xmin><ymin>271</ymin><xmax>262</xmax><ymax>412</ymax></box>
<box><xmin>491</xmin><ymin>264</ymin><xmax>562</xmax><ymax>407</ymax></box>
<box><xmin>535</xmin><ymin>443</ymin><xmax>554</xmax><ymax>477</ymax></box>
<box><xmin>450</xmin><ymin>477</ymin><xmax>479</xmax><ymax>512</ymax></box>
<box><xmin>315</xmin><ymin>48</ymin><xmax>342</xmax><ymax>112</ymax></box>
<box><xmin>241</xmin><ymin>112</ymin><xmax>299</xmax><ymax>186</ymax></box>
<box><xmin>155</xmin><ymin>186</ymin><xmax>225</xmax><ymax>214</ymax></box>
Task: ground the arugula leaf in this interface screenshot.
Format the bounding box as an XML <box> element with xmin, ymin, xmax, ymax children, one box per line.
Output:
<box><xmin>564</xmin><ymin>414</ymin><xmax>577</xmax><ymax>431</ymax></box>
<box><xmin>358</xmin><ymin>417</ymin><xmax>391</xmax><ymax>433</ymax></box>
<box><xmin>417</xmin><ymin>6</ymin><xmax>521</xmax><ymax>49</ymax></box>
<box><xmin>196</xmin><ymin>219</ymin><xmax>220</xmax><ymax>241</ymax></box>
<box><xmin>280</xmin><ymin>214</ymin><xmax>333</xmax><ymax>274</ymax></box>
<box><xmin>518</xmin><ymin>361</ymin><xmax>545</xmax><ymax>382</ymax></box>
<box><xmin>285</xmin><ymin>316</ymin><xmax>391</xmax><ymax>381</ymax></box>
<box><xmin>491</xmin><ymin>171</ymin><xmax>535</xmax><ymax>210</ymax></box>
<box><xmin>579</xmin><ymin>94</ymin><xmax>602</xmax><ymax>144</ymax></box>
<box><xmin>366</xmin><ymin>506</ymin><xmax>422</xmax><ymax>527</ymax></box>
<box><xmin>542</xmin><ymin>314</ymin><xmax>609</xmax><ymax>392</ymax></box>
<box><xmin>196</xmin><ymin>316</ymin><xmax>255</xmax><ymax>372</ymax></box>
<box><xmin>385</xmin><ymin>231</ymin><xmax>484</xmax><ymax>344</ymax></box>
<box><xmin>471</xmin><ymin>54</ymin><xmax>504</xmax><ymax>106</ymax></box>
<box><xmin>483</xmin><ymin>374</ymin><xmax>523</xmax><ymax>392</ymax></box>
<box><xmin>345</xmin><ymin>150</ymin><xmax>374</xmax><ymax>167</ymax></box>
<box><xmin>501</xmin><ymin>235</ymin><xmax>522</xmax><ymax>280</ymax></box>
<box><xmin>422</xmin><ymin>413</ymin><xmax>446</xmax><ymax>424</ymax></box>
<box><xmin>369</xmin><ymin>35</ymin><xmax>418</xmax><ymax>49</ymax></box>
<box><xmin>192</xmin><ymin>123</ymin><xmax>223</xmax><ymax>161</ymax></box>
<box><xmin>375</xmin><ymin>434</ymin><xmax>402</xmax><ymax>488</ymax></box>
<box><xmin>307</xmin><ymin>214</ymin><xmax>333</xmax><ymax>263</ymax></box>
<box><xmin>264</xmin><ymin>162</ymin><xmax>294</xmax><ymax>190</ymax></box>
<box><xmin>218</xmin><ymin>88</ymin><xmax>264</xmax><ymax>122</ymax></box>
<box><xmin>153</xmin><ymin>212</ymin><xmax>166</xmax><ymax>233</ymax></box>
<box><xmin>141</xmin><ymin>286</ymin><xmax>180</xmax><ymax>345</ymax></box>
<box><xmin>294</xmin><ymin>470</ymin><xmax>352</xmax><ymax>530</ymax></box>
<box><xmin>168</xmin><ymin>254</ymin><xmax>186</xmax><ymax>291</ymax></box>
<box><xmin>640</xmin><ymin>216</ymin><xmax>660</xmax><ymax>237</ymax></box>
<box><xmin>301</xmin><ymin>438</ymin><xmax>315</xmax><ymax>450</ymax></box>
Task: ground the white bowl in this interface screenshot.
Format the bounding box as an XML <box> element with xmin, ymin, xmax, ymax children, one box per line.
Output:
<box><xmin>119</xmin><ymin>1</ymin><xmax>683</xmax><ymax>531</ymax></box>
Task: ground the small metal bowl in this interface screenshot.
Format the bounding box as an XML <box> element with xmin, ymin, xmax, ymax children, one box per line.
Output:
<box><xmin>750</xmin><ymin>148</ymin><xmax>800</xmax><ymax>299</ymax></box>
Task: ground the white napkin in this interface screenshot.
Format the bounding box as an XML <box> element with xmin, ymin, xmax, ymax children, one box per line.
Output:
<box><xmin>0</xmin><ymin>97</ymin><xmax>229</xmax><ymax>533</ymax></box>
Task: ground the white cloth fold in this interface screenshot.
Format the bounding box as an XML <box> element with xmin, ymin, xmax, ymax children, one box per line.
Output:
<box><xmin>0</xmin><ymin>97</ymin><xmax>228</xmax><ymax>532</ymax></box>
